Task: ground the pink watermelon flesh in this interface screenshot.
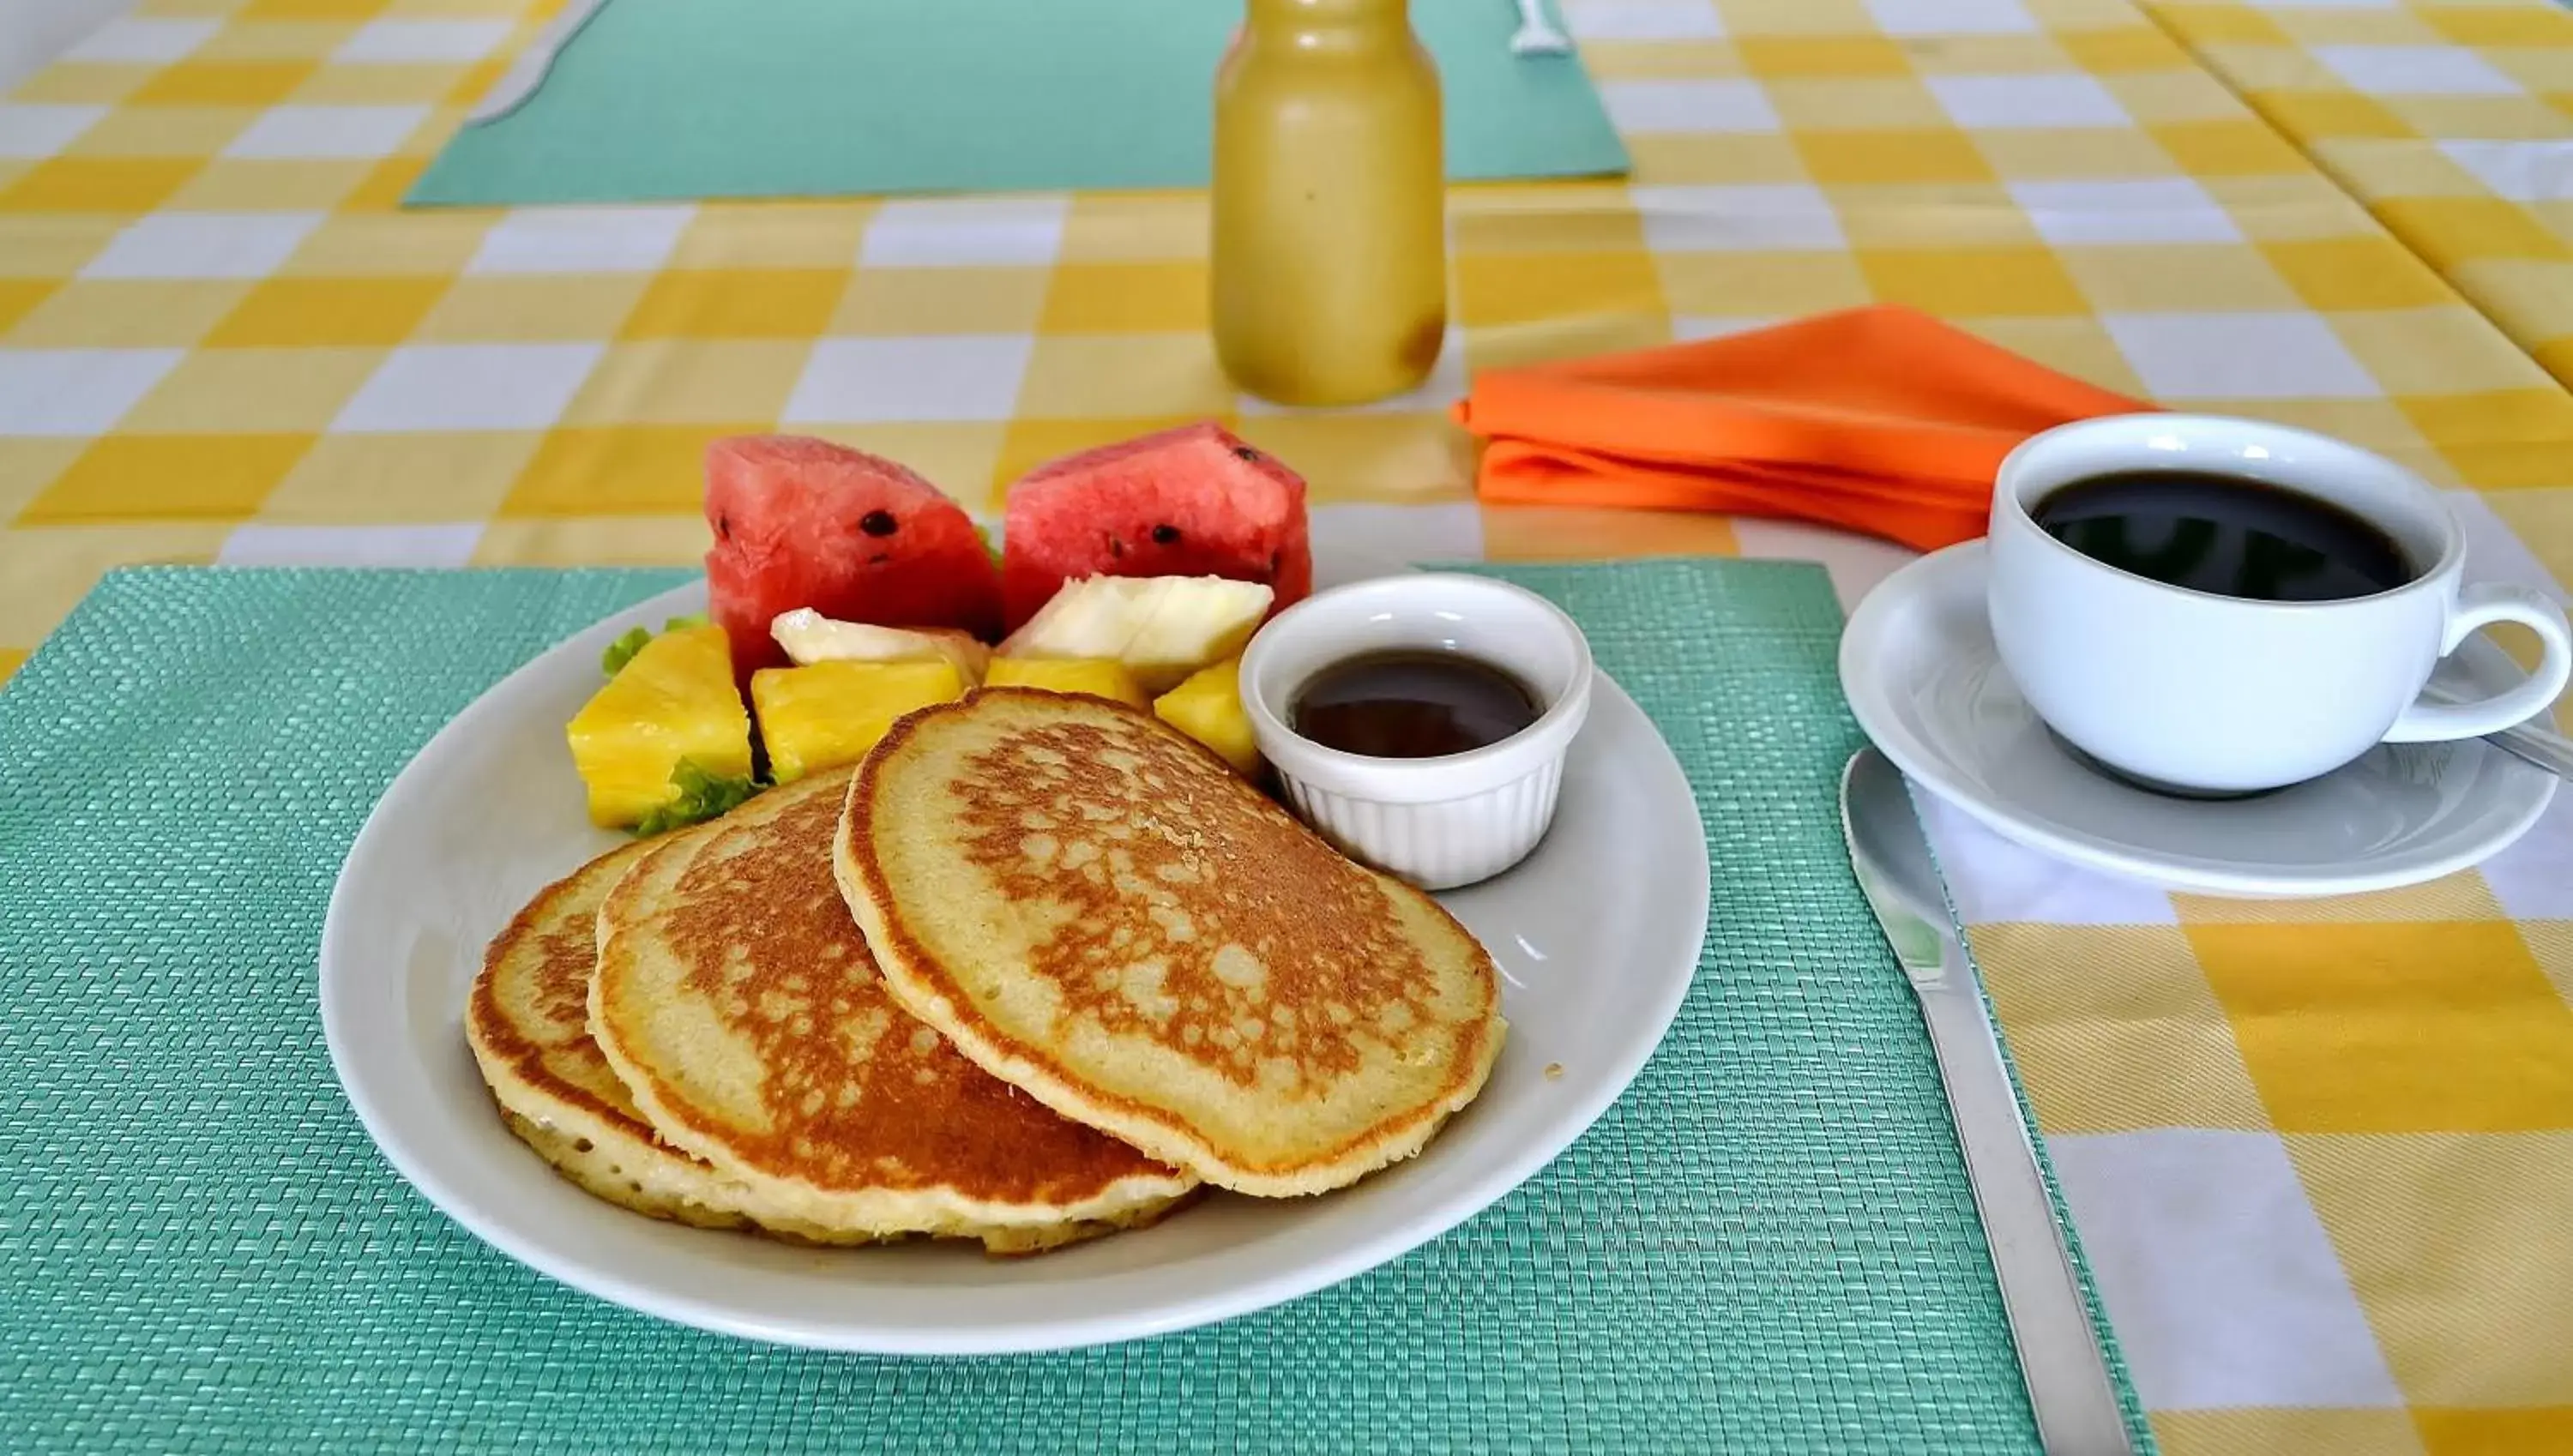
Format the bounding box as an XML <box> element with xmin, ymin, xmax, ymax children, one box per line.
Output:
<box><xmin>999</xmin><ymin>422</ymin><xmax>1311</xmax><ymax>631</ymax></box>
<box><xmin>703</xmin><ymin>434</ymin><xmax>1003</xmax><ymax>684</ymax></box>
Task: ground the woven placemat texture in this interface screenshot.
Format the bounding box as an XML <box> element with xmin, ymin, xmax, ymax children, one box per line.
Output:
<box><xmin>0</xmin><ymin>561</ymin><xmax>2145</xmax><ymax>1454</ymax></box>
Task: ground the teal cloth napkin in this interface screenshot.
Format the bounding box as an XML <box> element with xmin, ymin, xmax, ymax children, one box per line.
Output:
<box><xmin>0</xmin><ymin>562</ymin><xmax>2146</xmax><ymax>1453</ymax></box>
<box><xmin>407</xmin><ymin>0</ymin><xmax>1629</xmax><ymax>206</ymax></box>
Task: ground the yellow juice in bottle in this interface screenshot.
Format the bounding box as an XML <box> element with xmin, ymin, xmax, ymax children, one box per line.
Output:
<box><xmin>1211</xmin><ymin>0</ymin><xmax>1447</xmax><ymax>406</ymax></box>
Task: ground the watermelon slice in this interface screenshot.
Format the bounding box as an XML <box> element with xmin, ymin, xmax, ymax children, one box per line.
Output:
<box><xmin>703</xmin><ymin>435</ymin><xmax>1003</xmax><ymax>684</ymax></box>
<box><xmin>998</xmin><ymin>422</ymin><xmax>1311</xmax><ymax>632</ymax></box>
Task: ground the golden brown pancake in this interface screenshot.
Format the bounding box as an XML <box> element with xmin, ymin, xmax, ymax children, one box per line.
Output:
<box><xmin>836</xmin><ymin>688</ymin><xmax>1508</xmax><ymax>1198</ymax></box>
<box><xmin>466</xmin><ymin>842</ymin><xmax>755</xmax><ymax>1229</ymax></box>
<box><xmin>590</xmin><ymin>767</ymin><xmax>1196</xmax><ymax>1251</ymax></box>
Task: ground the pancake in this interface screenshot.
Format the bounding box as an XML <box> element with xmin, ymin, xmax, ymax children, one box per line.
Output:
<box><xmin>835</xmin><ymin>688</ymin><xmax>1508</xmax><ymax>1199</ymax></box>
<box><xmin>466</xmin><ymin>842</ymin><xmax>755</xmax><ymax>1230</ymax></box>
<box><xmin>591</xmin><ymin>767</ymin><xmax>1196</xmax><ymax>1252</ymax></box>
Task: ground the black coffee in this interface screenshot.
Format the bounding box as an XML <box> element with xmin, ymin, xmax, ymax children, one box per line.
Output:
<box><xmin>2031</xmin><ymin>471</ymin><xmax>2413</xmax><ymax>603</ymax></box>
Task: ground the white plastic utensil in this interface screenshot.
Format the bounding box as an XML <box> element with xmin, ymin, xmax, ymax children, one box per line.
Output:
<box><xmin>1510</xmin><ymin>0</ymin><xmax>1573</xmax><ymax>55</ymax></box>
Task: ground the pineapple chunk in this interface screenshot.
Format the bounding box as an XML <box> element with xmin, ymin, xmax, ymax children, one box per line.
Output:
<box><xmin>566</xmin><ymin>624</ymin><xmax>754</xmax><ymax>828</ymax></box>
<box><xmin>984</xmin><ymin>656</ymin><xmax>1149</xmax><ymax>709</ymax></box>
<box><xmin>1153</xmin><ymin>656</ymin><xmax>1259</xmax><ymax>775</ymax></box>
<box><xmin>750</xmin><ymin>659</ymin><xmax>966</xmax><ymax>782</ymax></box>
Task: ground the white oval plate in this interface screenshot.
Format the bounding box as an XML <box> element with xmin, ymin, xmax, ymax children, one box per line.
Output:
<box><xmin>320</xmin><ymin>577</ymin><xmax>1710</xmax><ymax>1354</ymax></box>
<box><xmin>1841</xmin><ymin>541</ymin><xmax>2557</xmax><ymax>898</ymax></box>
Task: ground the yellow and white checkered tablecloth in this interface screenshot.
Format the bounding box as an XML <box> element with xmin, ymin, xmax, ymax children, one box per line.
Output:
<box><xmin>3</xmin><ymin>0</ymin><xmax>2570</xmax><ymax>1451</ymax></box>
<box><xmin>2138</xmin><ymin>0</ymin><xmax>2573</xmax><ymax>400</ymax></box>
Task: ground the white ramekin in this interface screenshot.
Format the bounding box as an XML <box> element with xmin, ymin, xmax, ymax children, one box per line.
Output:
<box><xmin>1238</xmin><ymin>573</ymin><xmax>1594</xmax><ymax>891</ymax></box>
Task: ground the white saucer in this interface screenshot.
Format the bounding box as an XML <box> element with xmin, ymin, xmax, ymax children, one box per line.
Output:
<box><xmin>1840</xmin><ymin>541</ymin><xmax>2558</xmax><ymax>898</ymax></box>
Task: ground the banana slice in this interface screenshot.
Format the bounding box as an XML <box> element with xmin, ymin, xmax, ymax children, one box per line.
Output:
<box><xmin>768</xmin><ymin>608</ymin><xmax>991</xmax><ymax>685</ymax></box>
<box><xmin>998</xmin><ymin>576</ymin><xmax>1272</xmax><ymax>694</ymax></box>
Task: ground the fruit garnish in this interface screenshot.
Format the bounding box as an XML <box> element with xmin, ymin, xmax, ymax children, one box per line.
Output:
<box><xmin>705</xmin><ymin>435</ymin><xmax>1003</xmax><ymax>686</ymax></box>
<box><xmin>568</xmin><ymin>624</ymin><xmax>754</xmax><ymax>829</ymax></box>
<box><xmin>769</xmin><ymin>608</ymin><xmax>991</xmax><ymax>685</ymax></box>
<box><xmin>750</xmin><ymin>659</ymin><xmax>967</xmax><ymax>782</ymax></box>
<box><xmin>1154</xmin><ymin>655</ymin><xmax>1260</xmax><ymax>775</ymax></box>
<box><xmin>984</xmin><ymin>657</ymin><xmax>1150</xmax><ymax>708</ymax></box>
<box><xmin>998</xmin><ymin>420</ymin><xmax>1310</xmax><ymax>632</ymax></box>
<box><xmin>999</xmin><ymin>575</ymin><xmax>1272</xmax><ymax>694</ymax></box>
<box><xmin>600</xmin><ymin>614</ymin><xmax>708</xmax><ymax>678</ymax></box>
<box><xmin>632</xmin><ymin>760</ymin><xmax>765</xmax><ymax>837</ymax></box>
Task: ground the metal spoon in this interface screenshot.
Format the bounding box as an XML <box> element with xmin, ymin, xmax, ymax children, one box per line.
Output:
<box><xmin>2422</xmin><ymin>683</ymin><xmax>2573</xmax><ymax>782</ymax></box>
<box><xmin>1509</xmin><ymin>0</ymin><xmax>1573</xmax><ymax>55</ymax></box>
<box><xmin>466</xmin><ymin>0</ymin><xmax>612</xmax><ymax>124</ymax></box>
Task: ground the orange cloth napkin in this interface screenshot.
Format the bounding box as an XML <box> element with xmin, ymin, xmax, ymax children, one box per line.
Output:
<box><xmin>1449</xmin><ymin>305</ymin><xmax>2152</xmax><ymax>552</ymax></box>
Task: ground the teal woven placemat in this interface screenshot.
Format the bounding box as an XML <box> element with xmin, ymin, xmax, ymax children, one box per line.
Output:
<box><xmin>0</xmin><ymin>561</ymin><xmax>2147</xmax><ymax>1454</ymax></box>
<box><xmin>407</xmin><ymin>0</ymin><xmax>1628</xmax><ymax>207</ymax></box>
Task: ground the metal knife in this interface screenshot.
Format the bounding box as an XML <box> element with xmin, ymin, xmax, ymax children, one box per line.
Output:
<box><xmin>1839</xmin><ymin>748</ymin><xmax>2133</xmax><ymax>1456</ymax></box>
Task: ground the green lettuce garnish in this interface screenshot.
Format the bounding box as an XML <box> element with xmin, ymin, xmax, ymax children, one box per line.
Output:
<box><xmin>633</xmin><ymin>758</ymin><xmax>765</xmax><ymax>838</ymax></box>
<box><xmin>600</xmin><ymin>614</ymin><xmax>711</xmax><ymax>678</ymax></box>
<box><xmin>600</xmin><ymin>627</ymin><xmax>652</xmax><ymax>677</ymax></box>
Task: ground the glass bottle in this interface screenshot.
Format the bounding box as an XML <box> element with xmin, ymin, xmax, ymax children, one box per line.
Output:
<box><xmin>1210</xmin><ymin>0</ymin><xmax>1447</xmax><ymax>406</ymax></box>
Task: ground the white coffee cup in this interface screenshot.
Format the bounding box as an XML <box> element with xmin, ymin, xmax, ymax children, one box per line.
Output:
<box><xmin>1987</xmin><ymin>412</ymin><xmax>2572</xmax><ymax>796</ymax></box>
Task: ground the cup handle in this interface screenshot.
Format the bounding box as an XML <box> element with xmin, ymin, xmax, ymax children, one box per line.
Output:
<box><xmin>2385</xmin><ymin>583</ymin><xmax>2573</xmax><ymax>743</ymax></box>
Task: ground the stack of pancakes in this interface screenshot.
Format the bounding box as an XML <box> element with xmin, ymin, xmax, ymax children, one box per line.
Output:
<box><xmin>468</xmin><ymin>688</ymin><xmax>1506</xmax><ymax>1254</ymax></box>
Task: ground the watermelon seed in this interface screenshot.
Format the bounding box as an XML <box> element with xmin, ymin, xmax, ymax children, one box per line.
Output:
<box><xmin>1152</xmin><ymin>524</ymin><xmax>1181</xmax><ymax>544</ymax></box>
<box><xmin>1233</xmin><ymin>446</ymin><xmax>1261</xmax><ymax>462</ymax></box>
<box><xmin>859</xmin><ymin>509</ymin><xmax>898</xmax><ymax>537</ymax></box>
<box><xmin>1109</xmin><ymin>538</ymin><xmax>1124</xmax><ymax>558</ymax></box>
